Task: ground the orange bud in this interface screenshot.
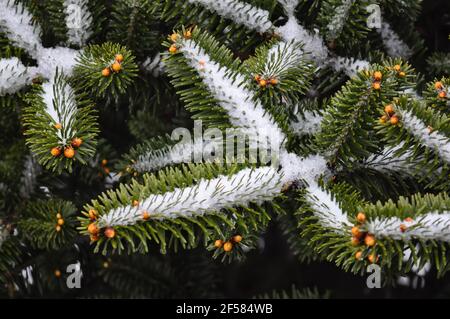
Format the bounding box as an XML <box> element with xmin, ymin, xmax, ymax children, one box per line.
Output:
<box><xmin>364</xmin><ymin>234</ymin><xmax>376</xmax><ymax>247</ymax></box>
<box><xmin>384</xmin><ymin>104</ymin><xmax>395</xmax><ymax>115</ymax></box>
<box><xmin>112</xmin><ymin>62</ymin><xmax>121</xmax><ymax>73</ymax></box>
<box><xmin>373</xmin><ymin>71</ymin><xmax>382</xmax><ymax>81</ymax></box>
<box><xmin>356</xmin><ymin>212</ymin><xmax>366</xmax><ymax>223</ymax></box>
<box><xmin>169</xmin><ymin>45</ymin><xmax>177</xmax><ymax>54</ymax></box>
<box><xmin>104</xmin><ymin>227</ymin><xmax>116</xmax><ymax>238</ymax></box>
<box><xmin>88</xmin><ymin>223</ymin><xmax>98</xmax><ymax>234</ymax></box>
<box><xmin>71</xmin><ymin>137</ymin><xmax>83</xmax><ymax>148</ymax></box>
<box><xmin>214</xmin><ymin>239</ymin><xmax>224</xmax><ymax>248</ymax></box>
<box><xmin>400</xmin><ymin>224</ymin><xmax>407</xmax><ymax>233</ymax></box>
<box><xmin>51</xmin><ymin>147</ymin><xmax>61</xmax><ymax>157</ymax></box>
<box><xmin>101</xmin><ymin>68</ymin><xmax>111</xmax><ymax>77</ymax></box>
<box><xmin>115</xmin><ymin>54</ymin><xmax>124</xmax><ymax>63</ymax></box>
<box><xmin>351</xmin><ymin>226</ymin><xmax>362</xmax><ymax>238</ymax></box>
<box><xmin>64</xmin><ymin>147</ymin><xmax>75</xmax><ymax>159</ymax></box>
<box><xmin>390</xmin><ymin>115</ymin><xmax>399</xmax><ymax>125</ymax></box>
<box><xmin>223</xmin><ymin>241</ymin><xmax>233</xmax><ymax>252</ymax></box>
<box><xmin>351</xmin><ymin>237</ymin><xmax>360</xmax><ymax>246</ymax></box>
<box><xmin>142</xmin><ymin>211</ymin><xmax>150</xmax><ymax>220</ymax></box>
<box><xmin>232</xmin><ymin>235</ymin><xmax>243</xmax><ymax>243</ymax></box>
<box><xmin>170</xmin><ymin>33</ymin><xmax>179</xmax><ymax>42</ymax></box>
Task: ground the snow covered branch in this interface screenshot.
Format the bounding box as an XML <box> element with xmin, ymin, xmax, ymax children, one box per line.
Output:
<box><xmin>98</xmin><ymin>166</ymin><xmax>284</xmax><ymax>227</ymax></box>
<box><xmin>179</xmin><ymin>38</ymin><xmax>286</xmax><ymax>151</ymax></box>
<box><xmin>399</xmin><ymin>108</ymin><xmax>450</xmax><ymax>163</ymax></box>
<box><xmin>0</xmin><ymin>0</ymin><xmax>42</xmax><ymax>57</ymax></box>
<box><xmin>377</xmin><ymin>17</ymin><xmax>412</xmax><ymax>59</ymax></box>
<box><xmin>187</xmin><ymin>0</ymin><xmax>273</xmax><ymax>33</ymax></box>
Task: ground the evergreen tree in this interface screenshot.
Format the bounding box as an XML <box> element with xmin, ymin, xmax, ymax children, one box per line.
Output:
<box><xmin>0</xmin><ymin>0</ymin><xmax>450</xmax><ymax>298</ymax></box>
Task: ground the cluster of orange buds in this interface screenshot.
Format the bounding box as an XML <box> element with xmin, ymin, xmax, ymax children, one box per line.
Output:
<box><xmin>351</xmin><ymin>212</ymin><xmax>379</xmax><ymax>263</ymax></box>
<box><xmin>100</xmin><ymin>159</ymin><xmax>110</xmax><ymax>175</ymax></box>
<box><xmin>434</xmin><ymin>81</ymin><xmax>447</xmax><ymax>99</ymax></box>
<box><xmin>214</xmin><ymin>235</ymin><xmax>243</xmax><ymax>252</ymax></box>
<box><xmin>87</xmin><ymin>218</ymin><xmax>116</xmax><ymax>241</ymax></box>
<box><xmin>379</xmin><ymin>103</ymin><xmax>400</xmax><ymax>126</ymax></box>
<box><xmin>50</xmin><ymin>144</ymin><xmax>78</xmax><ymax>159</ymax></box>
<box><xmin>392</xmin><ymin>64</ymin><xmax>406</xmax><ymax>78</ymax></box>
<box><xmin>168</xmin><ymin>30</ymin><xmax>192</xmax><ymax>54</ymax></box>
<box><xmin>372</xmin><ymin>71</ymin><xmax>382</xmax><ymax>90</ymax></box>
<box><xmin>55</xmin><ymin>211</ymin><xmax>65</xmax><ymax>232</ymax></box>
<box><xmin>102</xmin><ymin>54</ymin><xmax>124</xmax><ymax>77</ymax></box>
<box><xmin>254</xmin><ymin>74</ymin><xmax>278</xmax><ymax>88</ymax></box>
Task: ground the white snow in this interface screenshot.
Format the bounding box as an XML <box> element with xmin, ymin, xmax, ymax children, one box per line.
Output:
<box><xmin>63</xmin><ymin>0</ymin><xmax>93</xmax><ymax>47</ymax></box>
<box><xmin>98</xmin><ymin>166</ymin><xmax>284</xmax><ymax>227</ymax></box>
<box><xmin>0</xmin><ymin>57</ymin><xmax>38</xmax><ymax>95</ymax></box>
<box><xmin>187</xmin><ymin>0</ymin><xmax>273</xmax><ymax>33</ymax></box>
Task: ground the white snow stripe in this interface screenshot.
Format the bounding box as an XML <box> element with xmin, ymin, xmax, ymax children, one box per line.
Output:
<box><xmin>290</xmin><ymin>110</ymin><xmax>322</xmax><ymax>136</ymax></box>
<box><xmin>187</xmin><ymin>0</ymin><xmax>273</xmax><ymax>33</ymax></box>
<box><xmin>40</xmin><ymin>77</ymin><xmax>78</xmax><ymax>146</ymax></box>
<box><xmin>325</xmin><ymin>0</ymin><xmax>355</xmax><ymax>41</ymax></box>
<box><xmin>305</xmin><ymin>181</ymin><xmax>352</xmax><ymax>232</ymax></box>
<box><xmin>368</xmin><ymin>213</ymin><xmax>450</xmax><ymax>241</ymax></box>
<box><xmin>98</xmin><ymin>166</ymin><xmax>284</xmax><ymax>227</ymax></box>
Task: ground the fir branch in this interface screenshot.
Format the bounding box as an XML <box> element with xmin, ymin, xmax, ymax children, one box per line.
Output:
<box><xmin>22</xmin><ymin>70</ymin><xmax>99</xmax><ymax>173</ymax></box>
<box><xmin>17</xmin><ymin>199</ymin><xmax>78</xmax><ymax>250</ymax></box>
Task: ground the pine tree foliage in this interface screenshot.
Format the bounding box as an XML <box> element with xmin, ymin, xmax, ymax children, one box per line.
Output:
<box><xmin>1</xmin><ymin>0</ymin><xmax>450</xmax><ymax>298</ymax></box>
<box><xmin>18</xmin><ymin>199</ymin><xmax>77</xmax><ymax>250</ymax></box>
<box><xmin>73</xmin><ymin>42</ymin><xmax>138</xmax><ymax>99</ymax></box>
<box><xmin>22</xmin><ymin>71</ymin><xmax>99</xmax><ymax>173</ymax></box>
